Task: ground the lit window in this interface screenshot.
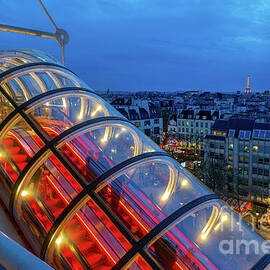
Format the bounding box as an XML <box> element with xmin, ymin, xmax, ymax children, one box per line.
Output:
<box><xmin>244</xmin><ymin>131</ymin><xmax>251</xmax><ymax>140</ymax></box>
<box><xmin>135</xmin><ymin>122</ymin><xmax>141</xmax><ymax>127</ymax></box>
<box><xmin>253</xmin><ymin>129</ymin><xmax>259</xmax><ymax>139</ymax></box>
<box><xmin>253</xmin><ymin>146</ymin><xmax>258</xmax><ymax>152</ymax></box>
<box><xmin>238</xmin><ymin>130</ymin><xmax>245</xmax><ymax>139</ymax></box>
<box><xmin>259</xmin><ymin>130</ymin><xmax>266</xmax><ymax>139</ymax></box>
<box><xmin>228</xmin><ymin>129</ymin><xmax>235</xmax><ymax>138</ymax></box>
<box><xmin>216</xmin><ymin>131</ymin><xmax>226</xmax><ymax>136</ymax></box>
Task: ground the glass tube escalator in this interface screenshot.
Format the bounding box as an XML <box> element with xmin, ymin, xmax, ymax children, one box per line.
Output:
<box><xmin>0</xmin><ymin>49</ymin><xmax>268</xmax><ymax>270</ymax></box>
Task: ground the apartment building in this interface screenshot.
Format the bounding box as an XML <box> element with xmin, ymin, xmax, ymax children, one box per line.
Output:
<box><xmin>110</xmin><ymin>98</ymin><xmax>163</xmax><ymax>144</ymax></box>
<box><xmin>204</xmin><ymin>118</ymin><xmax>270</xmax><ymax>203</ymax></box>
<box><xmin>168</xmin><ymin>110</ymin><xmax>219</xmax><ymax>148</ymax></box>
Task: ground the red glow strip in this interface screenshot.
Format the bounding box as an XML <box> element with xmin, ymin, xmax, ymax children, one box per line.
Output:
<box><xmin>79</xmin><ymin>135</ymin><xmax>114</xmax><ymax>167</ymax></box>
<box><xmin>75</xmin><ymin>213</ymin><xmax>117</xmax><ymax>265</ymax></box>
<box><xmin>176</xmin><ymin>262</ymin><xmax>184</xmax><ymax>270</ymax></box>
<box><xmin>80</xmin><ymin>134</ymin><xmax>100</xmax><ymax>153</ymax></box>
<box><xmin>137</xmin><ymin>190</ymin><xmax>216</xmax><ymax>270</ymax></box>
<box><xmin>80</xmin><ymin>134</ymin><xmax>114</xmax><ymax>167</ymax></box>
<box><xmin>70</xmin><ymin>138</ymin><xmax>89</xmax><ymax>160</ymax></box>
<box><xmin>103</xmin><ymin>154</ymin><xmax>114</xmax><ymax>167</ymax></box>
<box><xmin>117</xmin><ymin>186</ymin><xmax>198</xmax><ymax>269</ymax></box>
<box><xmin>138</xmin><ymin>190</ymin><xmax>207</xmax><ymax>268</ymax></box>
<box><xmin>47</xmin><ymin>177</ymin><xmax>117</xmax><ymax>264</ymax></box>
<box><xmin>7</xmin><ymin>126</ymin><xmax>123</xmax><ymax>266</ymax></box>
<box><xmin>43</xmin><ymin>126</ymin><xmax>87</xmax><ymax>165</ymax></box>
<box><xmin>78</xmin><ymin>135</ymin><xmax>99</xmax><ymax>154</ymax></box>
<box><xmin>76</xmin><ymin>136</ymin><xmax>102</xmax><ymax>162</ymax></box>
<box><xmin>119</xmin><ymin>200</ymin><xmax>149</xmax><ymax>233</ymax></box>
<box><xmin>122</xmin><ymin>187</ymin><xmax>203</xmax><ymax>269</ymax></box>
<box><xmin>123</xmin><ymin>187</ymin><xmax>205</xmax><ymax>269</ymax></box>
<box><xmin>1</xmin><ymin>165</ymin><xmax>17</xmax><ymax>182</ymax></box>
<box><xmin>46</xmin><ymin>176</ymin><xmax>70</xmax><ymax>205</ymax></box>
<box><xmin>36</xmin><ymin>125</ymin><xmax>213</xmax><ymax>269</ymax></box>
<box><xmin>42</xmin><ymin>126</ymin><xmax>60</xmax><ymax>137</ymax></box>
<box><xmin>46</xmin><ymin>178</ymin><xmax>117</xmax><ymax>265</ymax></box>
<box><xmin>65</xmin><ymin>143</ymin><xmax>86</xmax><ymax>165</ymax></box>
<box><xmin>8</xmin><ymin>131</ymin><xmax>33</xmax><ymax>157</ymax></box>
<box><xmin>122</xmin><ymin>185</ymin><xmax>159</xmax><ymax>222</ymax></box>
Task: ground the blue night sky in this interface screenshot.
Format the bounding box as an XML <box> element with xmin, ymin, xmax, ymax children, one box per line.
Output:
<box><xmin>1</xmin><ymin>0</ymin><xmax>270</xmax><ymax>92</ymax></box>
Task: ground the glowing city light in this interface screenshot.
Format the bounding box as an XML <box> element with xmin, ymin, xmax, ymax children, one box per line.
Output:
<box><xmin>91</xmin><ymin>105</ymin><xmax>102</xmax><ymax>117</ymax></box>
<box><xmin>21</xmin><ymin>190</ymin><xmax>29</xmax><ymax>197</ymax></box>
<box><xmin>182</xmin><ymin>179</ymin><xmax>188</xmax><ymax>187</ymax></box>
<box><xmin>56</xmin><ymin>235</ymin><xmax>63</xmax><ymax>245</ymax></box>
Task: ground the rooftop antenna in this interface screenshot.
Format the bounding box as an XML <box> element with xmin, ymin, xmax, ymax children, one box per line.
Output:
<box><xmin>0</xmin><ymin>0</ymin><xmax>69</xmax><ymax>65</ymax></box>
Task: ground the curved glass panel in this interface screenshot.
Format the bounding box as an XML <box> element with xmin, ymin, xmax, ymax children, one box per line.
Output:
<box><xmin>13</xmin><ymin>151</ymin><xmax>83</xmax><ymax>254</ymax></box>
<box><xmin>95</xmin><ymin>156</ymin><xmax>210</xmax><ymax>240</ymax></box>
<box><xmin>0</xmin><ymin>91</ymin><xmax>14</xmax><ymax>124</ymax></box>
<box><xmin>56</xmin><ymin>121</ymin><xmax>160</xmax><ymax>184</ymax></box>
<box><xmin>0</xmin><ymin>118</ymin><xmax>44</xmax><ymax>206</ymax></box>
<box><xmin>46</xmin><ymin>195</ymin><xmax>133</xmax><ymax>270</ymax></box>
<box><xmin>25</xmin><ymin>90</ymin><xmax>124</xmax><ymax>140</ymax></box>
<box><xmin>0</xmin><ymin>49</ymin><xmax>59</xmax><ymax>73</ymax></box>
<box><xmin>0</xmin><ymin>49</ymin><xmax>266</xmax><ymax>270</ymax></box>
<box><xmin>129</xmin><ymin>256</ymin><xmax>152</xmax><ymax>270</ymax></box>
<box><xmin>0</xmin><ymin>65</ymin><xmax>88</xmax><ymax>104</ymax></box>
<box><xmin>146</xmin><ymin>200</ymin><xmax>265</xmax><ymax>270</ymax></box>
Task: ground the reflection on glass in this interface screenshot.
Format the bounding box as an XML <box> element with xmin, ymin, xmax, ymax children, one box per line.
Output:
<box><xmin>0</xmin><ymin>49</ymin><xmax>266</xmax><ymax>270</ymax></box>
<box><xmin>96</xmin><ymin>156</ymin><xmax>210</xmax><ymax>240</ymax></box>
<box><xmin>57</xmin><ymin>121</ymin><xmax>159</xmax><ymax>184</ymax></box>
<box><xmin>128</xmin><ymin>256</ymin><xmax>152</xmax><ymax>270</ymax></box>
<box><xmin>14</xmin><ymin>152</ymin><xmax>83</xmax><ymax>255</ymax></box>
<box><xmin>0</xmin><ymin>118</ymin><xmax>44</xmax><ymax>205</ymax></box>
<box><xmin>47</xmin><ymin>196</ymin><xmax>132</xmax><ymax>270</ymax></box>
<box><xmin>147</xmin><ymin>201</ymin><xmax>265</xmax><ymax>270</ymax></box>
<box><xmin>0</xmin><ymin>66</ymin><xmax>88</xmax><ymax>104</ymax></box>
<box><xmin>25</xmin><ymin>91</ymin><xmax>123</xmax><ymax>140</ymax></box>
<box><xmin>0</xmin><ymin>49</ymin><xmax>59</xmax><ymax>73</ymax></box>
<box><xmin>0</xmin><ymin>92</ymin><xmax>14</xmax><ymax>124</ymax></box>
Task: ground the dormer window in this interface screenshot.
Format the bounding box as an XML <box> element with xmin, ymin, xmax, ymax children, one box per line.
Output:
<box><xmin>228</xmin><ymin>129</ymin><xmax>235</xmax><ymax>138</ymax></box>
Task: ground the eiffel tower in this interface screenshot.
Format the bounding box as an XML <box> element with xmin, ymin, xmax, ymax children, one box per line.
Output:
<box><xmin>245</xmin><ymin>74</ymin><xmax>251</xmax><ymax>94</ymax></box>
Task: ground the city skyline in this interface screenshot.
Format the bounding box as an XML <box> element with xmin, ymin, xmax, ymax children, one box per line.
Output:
<box><xmin>1</xmin><ymin>0</ymin><xmax>270</xmax><ymax>92</ymax></box>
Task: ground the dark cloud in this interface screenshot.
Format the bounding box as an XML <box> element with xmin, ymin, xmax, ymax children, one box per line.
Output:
<box><xmin>1</xmin><ymin>0</ymin><xmax>270</xmax><ymax>91</ymax></box>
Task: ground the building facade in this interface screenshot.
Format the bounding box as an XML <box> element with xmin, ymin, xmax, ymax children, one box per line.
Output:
<box><xmin>205</xmin><ymin>118</ymin><xmax>270</xmax><ymax>203</ymax></box>
<box><xmin>110</xmin><ymin>98</ymin><xmax>163</xmax><ymax>144</ymax></box>
<box><xmin>168</xmin><ymin>110</ymin><xmax>219</xmax><ymax>149</ymax></box>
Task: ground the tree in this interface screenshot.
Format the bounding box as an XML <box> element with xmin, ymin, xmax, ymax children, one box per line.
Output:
<box><xmin>204</xmin><ymin>156</ymin><xmax>228</xmax><ymax>194</ymax></box>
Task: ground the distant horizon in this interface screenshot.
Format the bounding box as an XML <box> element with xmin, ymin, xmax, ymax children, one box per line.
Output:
<box><xmin>97</xmin><ymin>88</ymin><xmax>270</xmax><ymax>94</ymax></box>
